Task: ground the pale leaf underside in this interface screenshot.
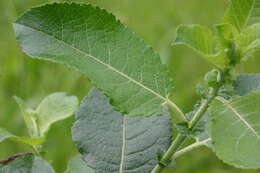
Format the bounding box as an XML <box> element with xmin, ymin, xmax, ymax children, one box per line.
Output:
<box><xmin>72</xmin><ymin>88</ymin><xmax>172</xmax><ymax>173</ymax></box>
<box><xmin>0</xmin><ymin>155</ymin><xmax>54</xmax><ymax>173</ymax></box>
<box><xmin>65</xmin><ymin>155</ymin><xmax>94</xmax><ymax>173</ymax></box>
<box><xmin>234</xmin><ymin>73</ymin><xmax>260</xmax><ymax>95</ymax></box>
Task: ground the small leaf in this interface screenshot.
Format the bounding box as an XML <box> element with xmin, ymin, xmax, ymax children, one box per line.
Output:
<box><xmin>236</xmin><ymin>23</ymin><xmax>260</xmax><ymax>61</ymax></box>
<box><xmin>64</xmin><ymin>155</ymin><xmax>94</xmax><ymax>173</ymax></box>
<box><xmin>204</xmin><ymin>69</ymin><xmax>221</xmax><ymax>88</ymax></box>
<box><xmin>0</xmin><ymin>127</ymin><xmax>44</xmax><ymax>147</ymax></box>
<box><xmin>217</xmin><ymin>84</ymin><xmax>236</xmax><ymax>100</ymax></box>
<box><xmin>224</xmin><ymin>0</ymin><xmax>255</xmax><ymax>31</ymax></box>
<box><xmin>0</xmin><ymin>154</ymin><xmax>55</xmax><ymax>173</ymax></box>
<box><xmin>14</xmin><ymin>96</ymin><xmax>39</xmax><ymax>138</ymax></box>
<box><xmin>215</xmin><ymin>23</ymin><xmax>238</xmax><ymax>46</ymax></box>
<box><xmin>174</xmin><ymin>25</ymin><xmax>229</xmax><ymax>69</ymax></box>
<box><xmin>13</xmin><ymin>3</ymin><xmax>183</xmax><ymax>119</ymax></box>
<box><xmin>72</xmin><ymin>88</ymin><xmax>172</xmax><ymax>173</ymax></box>
<box><xmin>211</xmin><ymin>91</ymin><xmax>260</xmax><ymax>168</ymax></box>
<box><xmin>234</xmin><ymin>73</ymin><xmax>260</xmax><ymax>96</ymax></box>
<box><xmin>249</xmin><ymin>0</ymin><xmax>260</xmax><ymax>24</ymax></box>
<box><xmin>36</xmin><ymin>93</ymin><xmax>78</xmax><ymax>136</ymax></box>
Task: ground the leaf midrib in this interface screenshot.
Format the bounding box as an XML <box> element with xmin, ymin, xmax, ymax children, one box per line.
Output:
<box><xmin>216</xmin><ymin>97</ymin><xmax>260</xmax><ymax>139</ymax></box>
<box><xmin>119</xmin><ymin>116</ymin><xmax>126</xmax><ymax>173</ymax></box>
<box><xmin>15</xmin><ymin>23</ymin><xmax>181</xmax><ymax>111</ymax></box>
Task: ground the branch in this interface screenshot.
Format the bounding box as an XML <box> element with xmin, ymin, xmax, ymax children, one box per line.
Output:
<box><xmin>151</xmin><ymin>75</ymin><xmax>222</xmax><ymax>173</ymax></box>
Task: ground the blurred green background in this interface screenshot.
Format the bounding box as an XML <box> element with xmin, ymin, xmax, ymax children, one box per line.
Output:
<box><xmin>0</xmin><ymin>0</ymin><xmax>260</xmax><ymax>172</ymax></box>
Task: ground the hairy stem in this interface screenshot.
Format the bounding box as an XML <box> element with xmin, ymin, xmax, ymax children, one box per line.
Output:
<box><xmin>151</xmin><ymin>79</ymin><xmax>222</xmax><ymax>173</ymax></box>
<box><xmin>167</xmin><ymin>99</ymin><xmax>188</xmax><ymax>122</ymax></box>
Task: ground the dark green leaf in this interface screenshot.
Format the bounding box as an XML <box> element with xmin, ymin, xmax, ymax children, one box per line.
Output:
<box><xmin>13</xmin><ymin>3</ymin><xmax>184</xmax><ymax>119</ymax></box>
<box><xmin>72</xmin><ymin>88</ymin><xmax>172</xmax><ymax>173</ymax></box>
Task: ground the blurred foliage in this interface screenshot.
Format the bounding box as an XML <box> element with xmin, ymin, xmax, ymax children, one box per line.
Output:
<box><xmin>0</xmin><ymin>0</ymin><xmax>259</xmax><ymax>172</ymax></box>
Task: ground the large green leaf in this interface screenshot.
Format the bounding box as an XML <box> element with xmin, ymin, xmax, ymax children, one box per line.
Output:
<box><xmin>224</xmin><ymin>0</ymin><xmax>255</xmax><ymax>31</ymax></box>
<box><xmin>234</xmin><ymin>74</ymin><xmax>260</xmax><ymax>95</ymax></box>
<box><xmin>13</xmin><ymin>3</ymin><xmax>184</xmax><ymax>120</ymax></box>
<box><xmin>174</xmin><ymin>25</ymin><xmax>229</xmax><ymax>69</ymax></box>
<box><xmin>0</xmin><ymin>127</ymin><xmax>44</xmax><ymax>147</ymax></box>
<box><xmin>36</xmin><ymin>93</ymin><xmax>78</xmax><ymax>136</ymax></box>
<box><xmin>211</xmin><ymin>91</ymin><xmax>260</xmax><ymax>168</ymax></box>
<box><xmin>72</xmin><ymin>88</ymin><xmax>172</xmax><ymax>173</ymax></box>
<box><xmin>64</xmin><ymin>155</ymin><xmax>94</xmax><ymax>173</ymax></box>
<box><xmin>0</xmin><ymin>154</ymin><xmax>55</xmax><ymax>173</ymax></box>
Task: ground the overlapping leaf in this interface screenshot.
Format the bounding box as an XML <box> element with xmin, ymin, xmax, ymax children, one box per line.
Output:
<box><xmin>65</xmin><ymin>155</ymin><xmax>94</xmax><ymax>173</ymax></box>
<box><xmin>15</xmin><ymin>93</ymin><xmax>78</xmax><ymax>137</ymax></box>
<box><xmin>35</xmin><ymin>93</ymin><xmax>78</xmax><ymax>136</ymax></box>
<box><xmin>224</xmin><ymin>0</ymin><xmax>255</xmax><ymax>31</ymax></box>
<box><xmin>234</xmin><ymin>74</ymin><xmax>260</xmax><ymax>95</ymax></box>
<box><xmin>14</xmin><ymin>96</ymin><xmax>39</xmax><ymax>138</ymax></box>
<box><xmin>236</xmin><ymin>24</ymin><xmax>260</xmax><ymax>61</ymax></box>
<box><xmin>249</xmin><ymin>0</ymin><xmax>260</xmax><ymax>24</ymax></box>
<box><xmin>0</xmin><ymin>154</ymin><xmax>54</xmax><ymax>173</ymax></box>
<box><xmin>0</xmin><ymin>127</ymin><xmax>43</xmax><ymax>147</ymax></box>
<box><xmin>211</xmin><ymin>91</ymin><xmax>260</xmax><ymax>168</ymax></box>
<box><xmin>72</xmin><ymin>88</ymin><xmax>172</xmax><ymax>173</ymax></box>
<box><xmin>13</xmin><ymin>3</ymin><xmax>184</xmax><ymax>119</ymax></box>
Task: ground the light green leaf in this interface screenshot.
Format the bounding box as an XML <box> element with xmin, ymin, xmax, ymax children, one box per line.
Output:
<box><xmin>211</xmin><ymin>91</ymin><xmax>260</xmax><ymax>168</ymax></box>
<box><xmin>0</xmin><ymin>127</ymin><xmax>43</xmax><ymax>147</ymax></box>
<box><xmin>234</xmin><ymin>74</ymin><xmax>260</xmax><ymax>95</ymax></box>
<box><xmin>174</xmin><ymin>25</ymin><xmax>229</xmax><ymax>69</ymax></box>
<box><xmin>36</xmin><ymin>93</ymin><xmax>78</xmax><ymax>136</ymax></box>
<box><xmin>64</xmin><ymin>155</ymin><xmax>94</xmax><ymax>173</ymax></box>
<box><xmin>236</xmin><ymin>23</ymin><xmax>260</xmax><ymax>61</ymax></box>
<box><xmin>72</xmin><ymin>88</ymin><xmax>172</xmax><ymax>173</ymax></box>
<box><xmin>249</xmin><ymin>0</ymin><xmax>260</xmax><ymax>24</ymax></box>
<box><xmin>14</xmin><ymin>96</ymin><xmax>39</xmax><ymax>138</ymax></box>
<box><xmin>13</xmin><ymin>3</ymin><xmax>184</xmax><ymax>120</ymax></box>
<box><xmin>0</xmin><ymin>154</ymin><xmax>55</xmax><ymax>173</ymax></box>
<box><xmin>215</xmin><ymin>23</ymin><xmax>238</xmax><ymax>47</ymax></box>
<box><xmin>224</xmin><ymin>0</ymin><xmax>255</xmax><ymax>31</ymax></box>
